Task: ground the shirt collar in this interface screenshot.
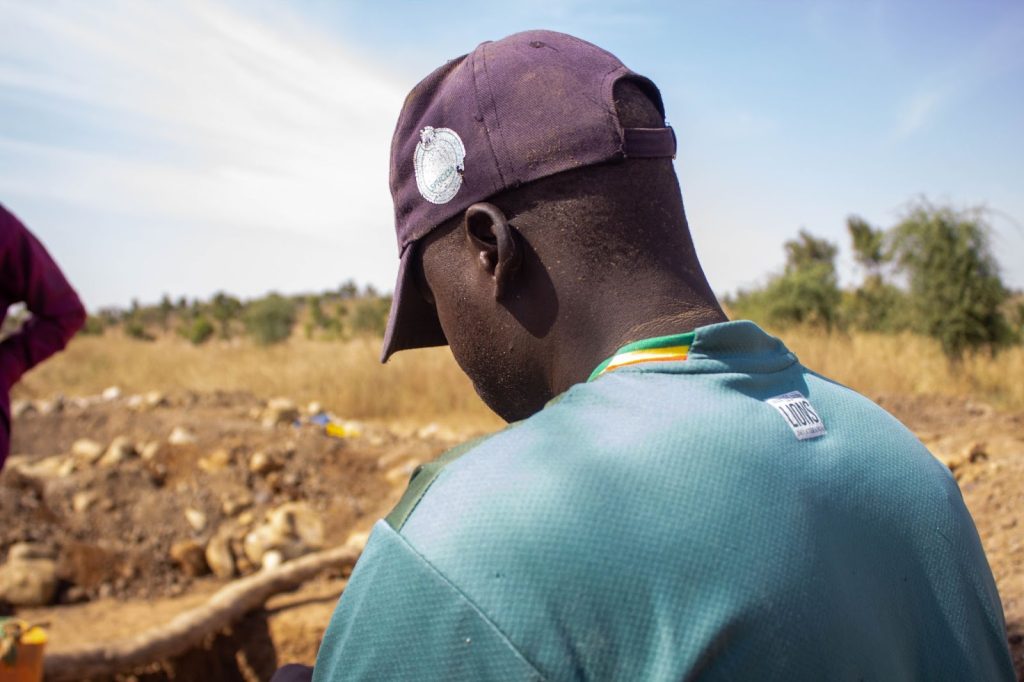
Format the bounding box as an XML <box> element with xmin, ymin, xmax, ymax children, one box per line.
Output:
<box><xmin>588</xmin><ymin>331</ymin><xmax>696</xmax><ymax>382</ymax></box>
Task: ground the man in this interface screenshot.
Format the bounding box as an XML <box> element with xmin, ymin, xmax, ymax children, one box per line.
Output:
<box><xmin>289</xmin><ymin>30</ymin><xmax>1014</xmax><ymax>680</ymax></box>
<box><xmin>0</xmin><ymin>204</ymin><xmax>86</xmax><ymax>465</ymax></box>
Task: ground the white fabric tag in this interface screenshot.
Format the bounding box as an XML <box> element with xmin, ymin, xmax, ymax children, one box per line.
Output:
<box><xmin>766</xmin><ymin>391</ymin><xmax>826</xmax><ymax>440</ymax></box>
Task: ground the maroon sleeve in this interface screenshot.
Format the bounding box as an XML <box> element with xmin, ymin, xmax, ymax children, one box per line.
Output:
<box><xmin>0</xmin><ymin>204</ymin><xmax>87</xmax><ymax>391</ymax></box>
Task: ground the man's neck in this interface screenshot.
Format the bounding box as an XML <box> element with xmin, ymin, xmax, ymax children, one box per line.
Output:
<box><xmin>546</xmin><ymin>280</ymin><xmax>728</xmax><ymax>397</ymax></box>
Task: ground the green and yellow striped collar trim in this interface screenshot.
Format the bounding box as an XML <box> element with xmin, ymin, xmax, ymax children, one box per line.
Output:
<box><xmin>588</xmin><ymin>331</ymin><xmax>696</xmax><ymax>382</ymax></box>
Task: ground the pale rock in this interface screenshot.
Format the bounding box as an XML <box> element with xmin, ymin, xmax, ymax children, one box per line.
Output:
<box><xmin>35</xmin><ymin>396</ymin><xmax>64</xmax><ymax>415</ymax></box>
<box><xmin>0</xmin><ymin>544</ymin><xmax>58</xmax><ymax>606</ymax></box>
<box><xmin>71</xmin><ymin>397</ymin><xmax>95</xmax><ymax>410</ymax></box>
<box><xmin>10</xmin><ymin>400</ymin><xmax>34</xmax><ymax>419</ymax></box>
<box><xmin>12</xmin><ymin>455</ymin><xmax>75</xmax><ymax>479</ymax></box>
<box><xmin>243</xmin><ymin>526</ymin><xmax>276</xmax><ymax>566</ymax></box>
<box><xmin>248</xmin><ymin>451</ymin><xmax>281</xmax><ymax>475</ymax></box>
<box><xmin>126</xmin><ymin>395</ymin><xmax>144</xmax><ymax>410</ymax></box>
<box><xmin>243</xmin><ymin>502</ymin><xmax>323</xmax><ymax>565</ymax></box>
<box><xmin>72</xmin><ymin>491</ymin><xmax>97</xmax><ymax>513</ymax></box>
<box><xmin>168</xmin><ymin>426</ymin><xmax>197</xmax><ymax>446</ymax></box>
<box><xmin>306</xmin><ymin>401</ymin><xmax>323</xmax><ymax>415</ymax></box>
<box><xmin>0</xmin><ymin>455</ymin><xmax>29</xmax><ymax>471</ymax></box>
<box><xmin>937</xmin><ymin>441</ymin><xmax>989</xmax><ymax>481</ymax></box>
<box><xmin>416</xmin><ymin>422</ymin><xmax>442</xmax><ymax>439</ymax></box>
<box><xmin>261</xmin><ymin>549</ymin><xmax>284</xmax><ymax>570</ymax></box>
<box><xmin>145</xmin><ymin>391</ymin><xmax>168</xmax><ymax>408</ymax></box>
<box><xmin>185</xmin><ymin>508</ymin><xmax>207</xmax><ymax>532</ymax></box>
<box><xmin>170</xmin><ymin>539</ymin><xmax>209</xmax><ymax>577</ymax></box>
<box><xmin>8</xmin><ymin>542</ymin><xmax>54</xmax><ymax>562</ymax></box>
<box><xmin>101</xmin><ymin>386</ymin><xmax>122</xmax><ymax>401</ymax></box>
<box><xmin>222</xmin><ymin>493</ymin><xmax>253</xmax><ymax>516</ymax></box>
<box><xmin>385</xmin><ymin>461</ymin><xmax>421</xmax><ymax>486</ymax></box>
<box><xmin>262</xmin><ymin>398</ymin><xmax>300</xmax><ymax>428</ymax></box>
<box><xmin>198</xmin><ymin>448</ymin><xmax>233</xmax><ymax>473</ymax></box>
<box><xmin>346</xmin><ymin>530</ymin><xmax>371</xmax><ymax>552</ymax></box>
<box><xmin>71</xmin><ymin>438</ymin><xmax>105</xmax><ymax>463</ymax></box>
<box><xmin>205</xmin><ymin>528</ymin><xmax>237</xmax><ymax>578</ymax></box>
<box><xmin>98</xmin><ymin>436</ymin><xmax>136</xmax><ymax>467</ymax></box>
<box><xmin>139</xmin><ymin>441</ymin><xmax>161</xmax><ymax>461</ymax></box>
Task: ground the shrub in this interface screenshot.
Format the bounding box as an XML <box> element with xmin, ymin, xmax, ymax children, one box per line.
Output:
<box><xmin>890</xmin><ymin>201</ymin><xmax>1012</xmax><ymax>359</ymax></box>
<box><xmin>181</xmin><ymin>315</ymin><xmax>215</xmax><ymax>345</ymax></box>
<box><xmin>80</xmin><ymin>315</ymin><xmax>106</xmax><ymax>336</ymax></box>
<box><xmin>243</xmin><ymin>295</ymin><xmax>297</xmax><ymax>345</ymax></box>
<box><xmin>350</xmin><ymin>296</ymin><xmax>392</xmax><ymax>337</ymax></box>
<box><xmin>729</xmin><ymin>231</ymin><xmax>841</xmax><ymax>330</ymax></box>
<box><xmin>124</xmin><ymin>317</ymin><xmax>154</xmax><ymax>341</ymax></box>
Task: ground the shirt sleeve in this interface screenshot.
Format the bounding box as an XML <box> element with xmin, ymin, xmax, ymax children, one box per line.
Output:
<box><xmin>312</xmin><ymin>520</ymin><xmax>544</xmax><ymax>682</ymax></box>
<box><xmin>0</xmin><ymin>204</ymin><xmax>86</xmax><ymax>390</ymax></box>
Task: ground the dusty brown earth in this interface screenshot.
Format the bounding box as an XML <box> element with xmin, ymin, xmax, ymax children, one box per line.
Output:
<box><xmin>3</xmin><ymin>390</ymin><xmax>1023</xmax><ymax>680</ymax></box>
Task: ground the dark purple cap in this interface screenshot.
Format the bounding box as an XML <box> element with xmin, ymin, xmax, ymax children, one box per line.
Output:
<box><xmin>381</xmin><ymin>29</ymin><xmax>676</xmax><ymax>362</ymax></box>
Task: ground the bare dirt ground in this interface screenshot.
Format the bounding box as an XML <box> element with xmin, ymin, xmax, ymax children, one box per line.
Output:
<box><xmin>3</xmin><ymin>390</ymin><xmax>1022</xmax><ymax>680</ymax></box>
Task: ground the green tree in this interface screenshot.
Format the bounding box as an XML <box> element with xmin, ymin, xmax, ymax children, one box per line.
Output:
<box><xmin>338</xmin><ymin>279</ymin><xmax>359</xmax><ymax>299</ymax></box>
<box><xmin>730</xmin><ymin>230</ymin><xmax>841</xmax><ymax>330</ymax></box>
<box><xmin>243</xmin><ymin>294</ymin><xmax>297</xmax><ymax>345</ymax></box>
<box><xmin>847</xmin><ymin>215</ymin><xmax>887</xmax><ymax>274</ymax></box>
<box><xmin>304</xmin><ymin>295</ymin><xmax>341</xmax><ymax>339</ymax></box>
<box><xmin>79</xmin><ymin>315</ymin><xmax>106</xmax><ymax>336</ymax></box>
<box><xmin>350</xmin><ymin>295</ymin><xmax>392</xmax><ymax>336</ymax></box>
<box><xmin>843</xmin><ymin>216</ymin><xmax>909</xmax><ymax>332</ymax></box>
<box><xmin>158</xmin><ymin>294</ymin><xmax>174</xmax><ymax>331</ymax></box>
<box><xmin>210</xmin><ymin>291</ymin><xmax>242</xmax><ymax>338</ymax></box>
<box><xmin>181</xmin><ymin>315</ymin><xmax>215</xmax><ymax>345</ymax></box>
<box><xmin>124</xmin><ymin>317</ymin><xmax>154</xmax><ymax>341</ymax></box>
<box><xmin>890</xmin><ymin>201</ymin><xmax>1012</xmax><ymax>358</ymax></box>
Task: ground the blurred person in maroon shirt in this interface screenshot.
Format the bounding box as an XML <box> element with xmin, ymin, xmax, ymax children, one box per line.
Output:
<box><xmin>0</xmin><ymin>203</ymin><xmax>86</xmax><ymax>465</ymax></box>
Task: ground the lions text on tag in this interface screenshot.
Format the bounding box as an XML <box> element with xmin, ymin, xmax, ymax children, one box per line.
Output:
<box><xmin>766</xmin><ymin>391</ymin><xmax>826</xmax><ymax>441</ymax></box>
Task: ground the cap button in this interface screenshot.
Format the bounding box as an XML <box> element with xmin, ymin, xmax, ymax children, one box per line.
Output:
<box><xmin>529</xmin><ymin>40</ymin><xmax>545</xmax><ymax>48</ymax></box>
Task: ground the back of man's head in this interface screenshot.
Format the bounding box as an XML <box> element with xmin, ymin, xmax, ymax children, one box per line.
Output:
<box><xmin>483</xmin><ymin>80</ymin><xmax>703</xmax><ymax>288</ymax></box>
<box><xmin>381</xmin><ymin>30</ymin><xmax>725</xmax><ymax>420</ymax></box>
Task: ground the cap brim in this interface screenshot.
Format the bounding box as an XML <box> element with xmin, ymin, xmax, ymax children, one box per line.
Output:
<box><xmin>380</xmin><ymin>243</ymin><xmax>447</xmax><ymax>362</ymax></box>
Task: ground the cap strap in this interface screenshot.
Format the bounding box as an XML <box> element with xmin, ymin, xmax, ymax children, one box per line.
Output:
<box><xmin>622</xmin><ymin>126</ymin><xmax>676</xmax><ymax>159</ymax></box>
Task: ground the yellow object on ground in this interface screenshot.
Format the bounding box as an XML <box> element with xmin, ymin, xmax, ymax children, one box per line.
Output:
<box><xmin>0</xmin><ymin>620</ymin><xmax>46</xmax><ymax>682</ymax></box>
<box><xmin>325</xmin><ymin>421</ymin><xmax>361</xmax><ymax>439</ymax></box>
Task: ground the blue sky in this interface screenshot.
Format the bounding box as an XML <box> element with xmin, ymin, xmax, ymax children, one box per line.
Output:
<box><xmin>1</xmin><ymin>0</ymin><xmax>1022</xmax><ymax>309</ymax></box>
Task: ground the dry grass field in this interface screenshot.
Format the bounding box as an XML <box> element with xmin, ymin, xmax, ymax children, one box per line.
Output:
<box><xmin>782</xmin><ymin>326</ymin><xmax>1024</xmax><ymax>410</ymax></box>
<box><xmin>13</xmin><ymin>325</ymin><xmax>1024</xmax><ymax>417</ymax></box>
<box><xmin>6</xmin><ymin>325</ymin><xmax>1024</xmax><ymax>678</ymax></box>
<box><xmin>12</xmin><ymin>331</ymin><xmax>500</xmax><ymax>430</ymax></box>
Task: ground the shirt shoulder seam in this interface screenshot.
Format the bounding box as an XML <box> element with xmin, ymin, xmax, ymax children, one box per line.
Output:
<box><xmin>385</xmin><ymin>428</ymin><xmax>510</xmax><ymax>530</ymax></box>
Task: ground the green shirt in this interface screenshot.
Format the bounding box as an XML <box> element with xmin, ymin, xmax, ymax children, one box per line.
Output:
<box><xmin>314</xmin><ymin>320</ymin><xmax>1014</xmax><ymax>680</ymax></box>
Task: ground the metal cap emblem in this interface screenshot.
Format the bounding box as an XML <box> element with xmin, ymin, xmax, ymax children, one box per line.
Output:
<box><xmin>413</xmin><ymin>126</ymin><xmax>465</xmax><ymax>205</ymax></box>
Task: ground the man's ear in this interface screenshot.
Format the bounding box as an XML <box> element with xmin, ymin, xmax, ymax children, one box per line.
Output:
<box><xmin>464</xmin><ymin>202</ymin><xmax>522</xmax><ymax>300</ymax></box>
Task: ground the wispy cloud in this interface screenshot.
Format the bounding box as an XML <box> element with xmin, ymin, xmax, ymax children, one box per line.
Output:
<box><xmin>894</xmin><ymin>7</ymin><xmax>1024</xmax><ymax>139</ymax></box>
<box><xmin>0</xmin><ymin>0</ymin><xmax>405</xmax><ymax>246</ymax></box>
<box><xmin>894</xmin><ymin>85</ymin><xmax>952</xmax><ymax>139</ymax></box>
